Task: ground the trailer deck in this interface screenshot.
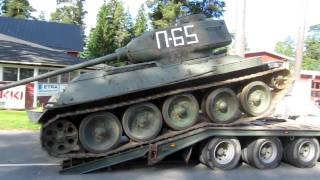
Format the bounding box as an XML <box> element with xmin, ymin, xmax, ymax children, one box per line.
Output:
<box><xmin>60</xmin><ymin>117</ymin><xmax>320</xmax><ymax>174</ymax></box>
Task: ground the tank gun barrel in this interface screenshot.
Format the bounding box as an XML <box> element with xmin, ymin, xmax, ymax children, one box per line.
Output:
<box><xmin>0</xmin><ymin>53</ymin><xmax>118</xmax><ymax>91</ymax></box>
<box><xmin>0</xmin><ymin>15</ymin><xmax>232</xmax><ymax>91</ymax></box>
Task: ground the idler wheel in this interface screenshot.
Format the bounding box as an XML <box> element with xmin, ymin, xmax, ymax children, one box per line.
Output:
<box><xmin>162</xmin><ymin>93</ymin><xmax>199</xmax><ymax>130</ymax></box>
<box><xmin>79</xmin><ymin>112</ymin><xmax>122</xmax><ymax>153</ymax></box>
<box><xmin>203</xmin><ymin>88</ymin><xmax>240</xmax><ymax>124</ymax></box>
<box><xmin>42</xmin><ymin>120</ymin><xmax>78</xmax><ymax>155</ymax></box>
<box><xmin>240</xmin><ymin>81</ymin><xmax>271</xmax><ymax>116</ymax></box>
<box><xmin>269</xmin><ymin>74</ymin><xmax>288</xmax><ymax>90</ymax></box>
<box><xmin>123</xmin><ymin>103</ymin><xmax>162</xmax><ymax>141</ymax></box>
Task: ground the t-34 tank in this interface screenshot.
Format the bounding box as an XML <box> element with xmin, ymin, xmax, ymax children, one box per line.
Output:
<box><xmin>0</xmin><ymin>14</ymin><xmax>292</xmax><ymax>157</ymax></box>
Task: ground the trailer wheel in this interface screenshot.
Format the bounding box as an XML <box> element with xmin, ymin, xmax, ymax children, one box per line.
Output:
<box><xmin>199</xmin><ymin>141</ymin><xmax>210</xmax><ymax>167</ymax></box>
<box><xmin>283</xmin><ymin>138</ymin><xmax>319</xmax><ymax>168</ymax></box>
<box><xmin>242</xmin><ymin>137</ymin><xmax>282</xmax><ymax>169</ymax></box>
<box><xmin>205</xmin><ymin>137</ymin><xmax>241</xmax><ymax>170</ymax></box>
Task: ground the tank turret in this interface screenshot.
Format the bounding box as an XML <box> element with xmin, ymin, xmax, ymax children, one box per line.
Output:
<box><xmin>0</xmin><ymin>14</ymin><xmax>231</xmax><ymax>90</ymax></box>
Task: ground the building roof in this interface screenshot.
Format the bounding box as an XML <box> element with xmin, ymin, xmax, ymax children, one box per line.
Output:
<box><xmin>0</xmin><ymin>17</ymin><xmax>83</xmax><ymax>52</ymax></box>
<box><xmin>245</xmin><ymin>51</ymin><xmax>295</xmax><ymax>61</ymax></box>
<box><xmin>0</xmin><ymin>33</ymin><xmax>83</xmax><ymax>66</ymax></box>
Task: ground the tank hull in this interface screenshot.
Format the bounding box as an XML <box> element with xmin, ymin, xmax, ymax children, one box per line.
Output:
<box><xmin>40</xmin><ymin>55</ymin><xmax>269</xmax><ymax>122</ymax></box>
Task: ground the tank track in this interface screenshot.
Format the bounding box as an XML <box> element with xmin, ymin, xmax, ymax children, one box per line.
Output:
<box><xmin>41</xmin><ymin>67</ymin><xmax>294</xmax><ymax>158</ymax></box>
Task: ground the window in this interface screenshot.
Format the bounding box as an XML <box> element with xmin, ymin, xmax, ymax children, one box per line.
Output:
<box><xmin>20</xmin><ymin>68</ymin><xmax>34</xmax><ymax>80</ymax></box>
<box><xmin>60</xmin><ymin>71</ymin><xmax>79</xmax><ymax>83</ymax></box>
<box><xmin>60</xmin><ymin>73</ymin><xmax>69</xmax><ymax>83</ymax></box>
<box><xmin>3</xmin><ymin>67</ymin><xmax>18</xmax><ymax>81</ymax></box>
<box><xmin>49</xmin><ymin>75</ymin><xmax>58</xmax><ymax>83</ymax></box>
<box><xmin>70</xmin><ymin>71</ymin><xmax>78</xmax><ymax>81</ymax></box>
<box><xmin>38</xmin><ymin>69</ymin><xmax>49</xmax><ymax>83</ymax></box>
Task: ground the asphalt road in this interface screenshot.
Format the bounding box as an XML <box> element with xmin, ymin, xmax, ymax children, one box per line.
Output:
<box><xmin>1</xmin><ymin>131</ymin><xmax>320</xmax><ymax>180</ymax></box>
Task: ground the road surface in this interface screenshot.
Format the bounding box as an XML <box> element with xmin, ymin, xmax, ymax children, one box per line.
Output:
<box><xmin>1</xmin><ymin>131</ymin><xmax>320</xmax><ymax>180</ymax></box>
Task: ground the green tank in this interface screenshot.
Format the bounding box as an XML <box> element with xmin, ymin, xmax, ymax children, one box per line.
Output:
<box><xmin>0</xmin><ymin>14</ymin><xmax>292</xmax><ymax>157</ymax></box>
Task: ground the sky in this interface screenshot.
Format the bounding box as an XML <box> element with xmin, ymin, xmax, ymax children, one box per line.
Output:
<box><xmin>29</xmin><ymin>0</ymin><xmax>320</xmax><ymax>52</ymax></box>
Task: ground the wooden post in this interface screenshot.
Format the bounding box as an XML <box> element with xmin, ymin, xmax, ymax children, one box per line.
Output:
<box><xmin>294</xmin><ymin>0</ymin><xmax>308</xmax><ymax>80</ymax></box>
<box><xmin>234</xmin><ymin>0</ymin><xmax>246</xmax><ymax>57</ymax></box>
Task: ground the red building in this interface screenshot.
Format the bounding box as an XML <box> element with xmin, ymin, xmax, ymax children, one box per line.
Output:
<box><xmin>244</xmin><ymin>51</ymin><xmax>320</xmax><ymax>104</ymax></box>
<box><xmin>245</xmin><ymin>51</ymin><xmax>293</xmax><ymax>68</ymax></box>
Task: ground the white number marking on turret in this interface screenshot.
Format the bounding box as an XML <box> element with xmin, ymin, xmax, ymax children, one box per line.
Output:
<box><xmin>171</xmin><ymin>27</ymin><xmax>184</xmax><ymax>47</ymax></box>
<box><xmin>155</xmin><ymin>25</ymin><xmax>199</xmax><ymax>49</ymax></box>
<box><xmin>184</xmin><ymin>25</ymin><xmax>199</xmax><ymax>44</ymax></box>
<box><xmin>155</xmin><ymin>31</ymin><xmax>169</xmax><ymax>49</ymax></box>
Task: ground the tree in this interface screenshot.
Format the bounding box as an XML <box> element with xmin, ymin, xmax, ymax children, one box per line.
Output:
<box><xmin>38</xmin><ymin>11</ymin><xmax>46</xmax><ymax>21</ymax></box>
<box><xmin>302</xmin><ymin>24</ymin><xmax>320</xmax><ymax>70</ymax></box>
<box><xmin>147</xmin><ymin>0</ymin><xmax>225</xmax><ymax>29</ymax></box>
<box><xmin>83</xmin><ymin>0</ymin><xmax>132</xmax><ymax>64</ymax></box>
<box><xmin>50</xmin><ymin>0</ymin><xmax>87</xmax><ymax>26</ymax></box>
<box><xmin>0</xmin><ymin>0</ymin><xmax>6</xmax><ymax>15</ymax></box>
<box><xmin>305</xmin><ymin>24</ymin><xmax>320</xmax><ymax>60</ymax></box>
<box><xmin>274</xmin><ymin>36</ymin><xmax>295</xmax><ymax>57</ymax></box>
<box><xmin>1</xmin><ymin>0</ymin><xmax>34</xmax><ymax>19</ymax></box>
<box><xmin>133</xmin><ymin>4</ymin><xmax>148</xmax><ymax>37</ymax></box>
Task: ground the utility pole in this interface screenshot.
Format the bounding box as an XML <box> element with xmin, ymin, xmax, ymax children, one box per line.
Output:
<box><xmin>234</xmin><ymin>0</ymin><xmax>246</xmax><ymax>57</ymax></box>
<box><xmin>294</xmin><ymin>0</ymin><xmax>308</xmax><ymax>80</ymax></box>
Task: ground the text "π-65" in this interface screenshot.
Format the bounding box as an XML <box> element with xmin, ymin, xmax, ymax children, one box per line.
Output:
<box><xmin>155</xmin><ymin>25</ymin><xmax>199</xmax><ymax>49</ymax></box>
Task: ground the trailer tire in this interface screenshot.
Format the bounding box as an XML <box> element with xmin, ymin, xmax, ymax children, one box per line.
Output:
<box><xmin>199</xmin><ymin>141</ymin><xmax>210</xmax><ymax>166</ymax></box>
<box><xmin>283</xmin><ymin>138</ymin><xmax>319</xmax><ymax>168</ymax></box>
<box><xmin>242</xmin><ymin>137</ymin><xmax>282</xmax><ymax>169</ymax></box>
<box><xmin>206</xmin><ymin>137</ymin><xmax>241</xmax><ymax>170</ymax></box>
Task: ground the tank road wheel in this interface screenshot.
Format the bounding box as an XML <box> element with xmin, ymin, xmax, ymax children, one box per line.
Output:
<box><xmin>162</xmin><ymin>94</ymin><xmax>199</xmax><ymax>130</ymax></box>
<box><xmin>242</xmin><ymin>137</ymin><xmax>283</xmax><ymax>169</ymax></box>
<box><xmin>240</xmin><ymin>81</ymin><xmax>271</xmax><ymax>116</ymax></box>
<box><xmin>123</xmin><ymin>103</ymin><xmax>162</xmax><ymax>141</ymax></box>
<box><xmin>283</xmin><ymin>138</ymin><xmax>320</xmax><ymax>168</ymax></box>
<box><xmin>79</xmin><ymin>112</ymin><xmax>122</xmax><ymax>153</ymax></box>
<box><xmin>42</xmin><ymin>120</ymin><xmax>78</xmax><ymax>155</ymax></box>
<box><xmin>206</xmin><ymin>137</ymin><xmax>242</xmax><ymax>170</ymax></box>
<box><xmin>204</xmin><ymin>88</ymin><xmax>240</xmax><ymax>124</ymax></box>
<box><xmin>269</xmin><ymin>74</ymin><xmax>288</xmax><ymax>90</ymax></box>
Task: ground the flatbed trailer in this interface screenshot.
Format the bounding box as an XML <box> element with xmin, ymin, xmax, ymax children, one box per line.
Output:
<box><xmin>60</xmin><ymin>116</ymin><xmax>320</xmax><ymax>174</ymax></box>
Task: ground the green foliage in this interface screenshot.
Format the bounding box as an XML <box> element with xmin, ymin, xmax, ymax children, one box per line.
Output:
<box><xmin>147</xmin><ymin>0</ymin><xmax>225</xmax><ymax>29</ymax></box>
<box><xmin>37</xmin><ymin>11</ymin><xmax>46</xmax><ymax>21</ymax></box>
<box><xmin>302</xmin><ymin>57</ymin><xmax>320</xmax><ymax>71</ymax></box>
<box><xmin>133</xmin><ymin>4</ymin><xmax>148</xmax><ymax>37</ymax></box>
<box><xmin>50</xmin><ymin>0</ymin><xmax>87</xmax><ymax>26</ymax></box>
<box><xmin>305</xmin><ymin>38</ymin><xmax>320</xmax><ymax>60</ymax></box>
<box><xmin>1</xmin><ymin>0</ymin><xmax>34</xmax><ymax>19</ymax></box>
<box><xmin>83</xmin><ymin>0</ymin><xmax>132</xmax><ymax>61</ymax></box>
<box><xmin>274</xmin><ymin>36</ymin><xmax>295</xmax><ymax>57</ymax></box>
<box><xmin>302</xmin><ymin>24</ymin><xmax>320</xmax><ymax>71</ymax></box>
<box><xmin>305</xmin><ymin>24</ymin><xmax>320</xmax><ymax>60</ymax></box>
<box><xmin>0</xmin><ymin>0</ymin><xmax>5</xmax><ymax>15</ymax></box>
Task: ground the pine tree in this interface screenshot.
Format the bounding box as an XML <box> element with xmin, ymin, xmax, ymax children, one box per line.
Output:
<box><xmin>0</xmin><ymin>0</ymin><xmax>6</xmax><ymax>15</ymax></box>
<box><xmin>147</xmin><ymin>0</ymin><xmax>225</xmax><ymax>29</ymax></box>
<box><xmin>50</xmin><ymin>0</ymin><xmax>86</xmax><ymax>26</ymax></box>
<box><xmin>38</xmin><ymin>11</ymin><xmax>46</xmax><ymax>21</ymax></box>
<box><xmin>83</xmin><ymin>0</ymin><xmax>132</xmax><ymax>64</ymax></box>
<box><xmin>133</xmin><ymin>4</ymin><xmax>148</xmax><ymax>37</ymax></box>
<box><xmin>1</xmin><ymin>0</ymin><xmax>34</xmax><ymax>19</ymax></box>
